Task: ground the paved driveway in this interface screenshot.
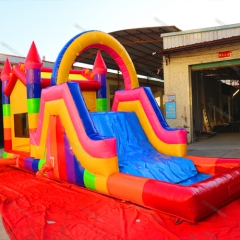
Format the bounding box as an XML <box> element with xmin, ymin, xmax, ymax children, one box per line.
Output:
<box><xmin>187</xmin><ymin>132</ymin><xmax>240</xmax><ymax>158</ymax></box>
<box><xmin>0</xmin><ymin>216</ymin><xmax>9</xmax><ymax>240</ymax></box>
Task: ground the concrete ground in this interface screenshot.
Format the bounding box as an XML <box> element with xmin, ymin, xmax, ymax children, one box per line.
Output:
<box><xmin>0</xmin><ymin>132</ymin><xmax>239</xmax><ymax>239</ymax></box>
<box><xmin>187</xmin><ymin>132</ymin><xmax>240</xmax><ymax>158</ymax></box>
<box><xmin>0</xmin><ymin>216</ymin><xmax>9</xmax><ymax>240</ymax></box>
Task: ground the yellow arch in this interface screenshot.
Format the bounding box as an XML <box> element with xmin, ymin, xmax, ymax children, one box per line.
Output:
<box><xmin>55</xmin><ymin>31</ymin><xmax>139</xmax><ymax>90</ymax></box>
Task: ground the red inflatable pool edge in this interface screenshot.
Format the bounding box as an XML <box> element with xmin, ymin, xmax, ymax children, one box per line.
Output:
<box><xmin>143</xmin><ymin>166</ymin><xmax>240</xmax><ymax>222</ymax></box>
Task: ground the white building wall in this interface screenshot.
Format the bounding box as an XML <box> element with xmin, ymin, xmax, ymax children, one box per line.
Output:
<box><xmin>163</xmin><ymin>42</ymin><xmax>240</xmax><ymax>143</ymax></box>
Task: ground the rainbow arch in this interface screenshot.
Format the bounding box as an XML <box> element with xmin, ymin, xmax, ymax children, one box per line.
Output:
<box><xmin>51</xmin><ymin>31</ymin><xmax>139</xmax><ymax>90</ymax></box>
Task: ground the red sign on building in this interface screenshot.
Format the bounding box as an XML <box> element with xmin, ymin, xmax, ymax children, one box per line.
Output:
<box><xmin>218</xmin><ymin>51</ymin><xmax>231</xmax><ymax>58</ymax></box>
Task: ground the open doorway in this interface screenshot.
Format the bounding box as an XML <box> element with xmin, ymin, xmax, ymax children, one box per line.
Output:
<box><xmin>191</xmin><ymin>64</ymin><xmax>240</xmax><ymax>141</ymax></box>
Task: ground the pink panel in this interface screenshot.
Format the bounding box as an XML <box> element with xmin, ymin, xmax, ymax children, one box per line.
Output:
<box><xmin>61</xmin><ymin>86</ymin><xmax>117</xmax><ymax>158</ymax></box>
<box><xmin>46</xmin><ymin>123</ymin><xmax>52</xmax><ymax>178</ymax></box>
<box><xmin>112</xmin><ymin>88</ymin><xmax>187</xmax><ymax>144</ymax></box>
<box><xmin>31</xmin><ymin>84</ymin><xmax>117</xmax><ymax>158</ymax></box>
<box><xmin>82</xmin><ymin>44</ymin><xmax>133</xmax><ymax>90</ymax></box>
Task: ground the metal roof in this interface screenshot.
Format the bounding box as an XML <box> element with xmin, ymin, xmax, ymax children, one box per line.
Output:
<box><xmin>160</xmin><ymin>23</ymin><xmax>240</xmax><ymax>85</ymax></box>
<box><xmin>0</xmin><ymin>53</ymin><xmax>54</xmax><ymax>68</ymax></box>
<box><xmin>161</xmin><ymin>23</ymin><xmax>240</xmax><ymax>50</ymax></box>
<box><xmin>1</xmin><ymin>26</ymin><xmax>181</xmax><ymax>81</ymax></box>
<box><xmin>74</xmin><ymin>26</ymin><xmax>181</xmax><ymax>80</ymax></box>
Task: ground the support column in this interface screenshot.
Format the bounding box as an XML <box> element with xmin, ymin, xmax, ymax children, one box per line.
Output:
<box><xmin>25</xmin><ymin>42</ymin><xmax>42</xmax><ymax>132</ymax></box>
<box><xmin>219</xmin><ymin>80</ymin><xmax>223</xmax><ymax>122</ymax></box>
<box><xmin>1</xmin><ymin>59</ymin><xmax>12</xmax><ymax>152</ymax></box>
<box><xmin>93</xmin><ymin>51</ymin><xmax>107</xmax><ymax>111</ymax></box>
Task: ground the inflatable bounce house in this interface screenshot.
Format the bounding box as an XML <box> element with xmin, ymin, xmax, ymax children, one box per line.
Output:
<box><xmin>1</xmin><ymin>31</ymin><xmax>240</xmax><ymax>223</ymax></box>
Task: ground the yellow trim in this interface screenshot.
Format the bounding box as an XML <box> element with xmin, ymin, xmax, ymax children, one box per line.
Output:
<box><xmin>118</xmin><ymin>101</ymin><xmax>187</xmax><ymax>156</ymax></box>
<box><xmin>10</xmin><ymin>80</ymin><xmax>28</xmax><ymax>113</ymax></box>
<box><xmin>95</xmin><ymin>175</ymin><xmax>109</xmax><ymax>195</ymax></box>
<box><xmin>57</xmin><ymin>31</ymin><xmax>139</xmax><ymax>89</ymax></box>
<box><xmin>41</xmin><ymin>72</ymin><xmax>88</xmax><ymax>81</ymax></box>
<box><xmin>82</xmin><ymin>91</ymin><xmax>96</xmax><ymax>112</ymax></box>
<box><xmin>31</xmin><ymin>99</ymin><xmax>119</xmax><ymax>177</ymax></box>
<box><xmin>69</xmin><ymin>74</ymin><xmax>87</xmax><ymax>81</ymax></box>
<box><xmin>28</xmin><ymin>113</ymin><xmax>39</xmax><ymax>129</ymax></box>
<box><xmin>12</xmin><ymin>137</ymin><xmax>30</xmax><ymax>152</ymax></box>
<box><xmin>3</xmin><ymin>116</ymin><xmax>11</xmax><ymax>128</ymax></box>
<box><xmin>7</xmin><ymin>153</ymin><xmax>15</xmax><ymax>158</ymax></box>
<box><xmin>10</xmin><ymin>80</ymin><xmax>30</xmax><ymax>152</ymax></box>
<box><xmin>41</xmin><ymin>72</ymin><xmax>52</xmax><ymax>78</ymax></box>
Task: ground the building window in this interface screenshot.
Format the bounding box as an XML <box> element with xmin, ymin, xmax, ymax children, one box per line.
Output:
<box><xmin>14</xmin><ymin>113</ymin><xmax>29</xmax><ymax>138</ymax></box>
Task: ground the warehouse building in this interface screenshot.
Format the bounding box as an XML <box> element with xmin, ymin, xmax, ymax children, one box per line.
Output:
<box><xmin>161</xmin><ymin>23</ymin><xmax>240</xmax><ymax>143</ymax></box>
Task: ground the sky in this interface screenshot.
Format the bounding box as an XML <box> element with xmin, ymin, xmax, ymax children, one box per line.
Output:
<box><xmin>0</xmin><ymin>0</ymin><xmax>240</xmax><ymax>64</ymax></box>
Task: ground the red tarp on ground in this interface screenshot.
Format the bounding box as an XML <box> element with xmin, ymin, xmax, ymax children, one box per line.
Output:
<box><xmin>0</xmin><ymin>166</ymin><xmax>240</xmax><ymax>240</ymax></box>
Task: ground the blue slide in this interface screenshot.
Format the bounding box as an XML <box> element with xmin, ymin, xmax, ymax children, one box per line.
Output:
<box><xmin>91</xmin><ymin>112</ymin><xmax>211</xmax><ymax>186</ymax></box>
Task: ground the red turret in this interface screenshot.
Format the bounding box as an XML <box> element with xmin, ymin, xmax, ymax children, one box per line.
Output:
<box><xmin>92</xmin><ymin>50</ymin><xmax>107</xmax><ymax>74</ymax></box>
<box><xmin>25</xmin><ymin>41</ymin><xmax>42</xmax><ymax>69</ymax></box>
<box><xmin>1</xmin><ymin>58</ymin><xmax>12</xmax><ymax>81</ymax></box>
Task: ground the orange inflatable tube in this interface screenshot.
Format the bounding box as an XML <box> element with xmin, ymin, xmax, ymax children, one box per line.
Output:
<box><xmin>0</xmin><ymin>158</ymin><xmax>17</xmax><ymax>166</ymax></box>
